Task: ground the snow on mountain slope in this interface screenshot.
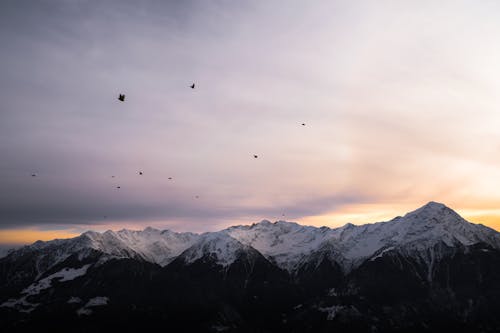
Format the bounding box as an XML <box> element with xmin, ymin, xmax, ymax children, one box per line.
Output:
<box><xmin>225</xmin><ymin>202</ymin><xmax>500</xmax><ymax>271</ymax></box>
<box><xmin>330</xmin><ymin>202</ymin><xmax>500</xmax><ymax>264</ymax></box>
<box><xmin>22</xmin><ymin>264</ymin><xmax>92</xmax><ymax>296</ymax></box>
<box><xmin>83</xmin><ymin>227</ymin><xmax>199</xmax><ymax>266</ymax></box>
<box><xmin>178</xmin><ymin>232</ymin><xmax>254</xmax><ymax>266</ymax></box>
<box><xmin>5</xmin><ymin>228</ymin><xmax>199</xmax><ymax>277</ymax></box>
<box><xmin>4</xmin><ymin>202</ymin><xmax>500</xmax><ymax>274</ymax></box>
<box><xmin>225</xmin><ymin>220</ymin><xmax>337</xmax><ymax>271</ymax></box>
<box><xmin>1</xmin><ymin>264</ymin><xmax>92</xmax><ymax>313</ymax></box>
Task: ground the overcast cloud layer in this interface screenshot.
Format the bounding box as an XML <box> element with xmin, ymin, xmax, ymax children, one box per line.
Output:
<box><xmin>2</xmin><ymin>0</ymin><xmax>500</xmax><ymax>235</ymax></box>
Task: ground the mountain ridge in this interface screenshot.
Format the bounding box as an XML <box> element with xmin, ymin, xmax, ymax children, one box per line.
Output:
<box><xmin>4</xmin><ymin>201</ymin><xmax>500</xmax><ymax>273</ymax></box>
<box><xmin>3</xmin><ymin>201</ymin><xmax>500</xmax><ymax>332</ymax></box>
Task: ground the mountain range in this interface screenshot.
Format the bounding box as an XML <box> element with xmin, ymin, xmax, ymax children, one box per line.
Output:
<box><xmin>2</xmin><ymin>201</ymin><xmax>500</xmax><ymax>332</ymax></box>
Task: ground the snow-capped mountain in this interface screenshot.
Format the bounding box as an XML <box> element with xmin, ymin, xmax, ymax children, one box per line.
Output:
<box><xmin>3</xmin><ymin>202</ymin><xmax>500</xmax><ymax>332</ymax></box>
<box><xmin>224</xmin><ymin>220</ymin><xmax>338</xmax><ymax>271</ymax></box>
<box><xmin>4</xmin><ymin>201</ymin><xmax>500</xmax><ymax>275</ymax></box>
<box><xmin>224</xmin><ymin>201</ymin><xmax>500</xmax><ymax>272</ymax></box>
<box><xmin>5</xmin><ymin>227</ymin><xmax>199</xmax><ymax>279</ymax></box>
<box><xmin>83</xmin><ymin>227</ymin><xmax>199</xmax><ymax>266</ymax></box>
<box><xmin>177</xmin><ymin>232</ymin><xmax>257</xmax><ymax>266</ymax></box>
<box><xmin>322</xmin><ymin>201</ymin><xmax>500</xmax><ymax>268</ymax></box>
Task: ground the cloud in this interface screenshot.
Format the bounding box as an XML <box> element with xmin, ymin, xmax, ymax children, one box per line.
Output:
<box><xmin>1</xmin><ymin>1</ymin><xmax>500</xmax><ymax>235</ymax></box>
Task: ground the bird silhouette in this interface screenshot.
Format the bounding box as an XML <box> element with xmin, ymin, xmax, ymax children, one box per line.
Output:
<box><xmin>31</xmin><ymin>173</ymin><xmax>37</xmax><ymax>177</ymax></box>
<box><xmin>111</xmin><ymin>176</ymin><xmax>115</xmax><ymax>178</ymax></box>
<box><xmin>195</xmin><ymin>195</ymin><xmax>199</xmax><ymax>199</ymax></box>
<box><xmin>253</xmin><ymin>155</ymin><xmax>258</xmax><ymax>159</ymax></box>
<box><xmin>116</xmin><ymin>186</ymin><xmax>121</xmax><ymax>189</ymax></box>
<box><xmin>118</xmin><ymin>94</ymin><xmax>125</xmax><ymax>102</ymax></box>
<box><xmin>139</xmin><ymin>171</ymin><xmax>143</xmax><ymax>175</ymax></box>
<box><xmin>190</xmin><ymin>83</ymin><xmax>195</xmax><ymax>89</ymax></box>
<box><xmin>168</xmin><ymin>177</ymin><xmax>172</xmax><ymax>180</ymax></box>
<box><xmin>301</xmin><ymin>123</ymin><xmax>306</xmax><ymax>126</ymax></box>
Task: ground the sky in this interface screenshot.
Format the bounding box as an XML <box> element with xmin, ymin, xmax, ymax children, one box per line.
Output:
<box><xmin>2</xmin><ymin>0</ymin><xmax>500</xmax><ymax>246</ymax></box>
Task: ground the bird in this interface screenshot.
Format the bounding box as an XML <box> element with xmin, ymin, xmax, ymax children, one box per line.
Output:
<box><xmin>31</xmin><ymin>173</ymin><xmax>37</xmax><ymax>177</ymax></box>
<box><xmin>116</xmin><ymin>186</ymin><xmax>121</xmax><ymax>189</ymax></box>
<box><xmin>118</xmin><ymin>94</ymin><xmax>125</xmax><ymax>102</ymax></box>
<box><xmin>139</xmin><ymin>171</ymin><xmax>143</xmax><ymax>175</ymax></box>
<box><xmin>253</xmin><ymin>155</ymin><xmax>258</xmax><ymax>159</ymax></box>
<box><xmin>195</xmin><ymin>195</ymin><xmax>199</xmax><ymax>199</ymax></box>
<box><xmin>168</xmin><ymin>177</ymin><xmax>172</xmax><ymax>180</ymax></box>
<box><xmin>301</xmin><ymin>123</ymin><xmax>306</xmax><ymax>126</ymax></box>
<box><xmin>111</xmin><ymin>175</ymin><xmax>115</xmax><ymax>178</ymax></box>
<box><xmin>190</xmin><ymin>83</ymin><xmax>195</xmax><ymax>89</ymax></box>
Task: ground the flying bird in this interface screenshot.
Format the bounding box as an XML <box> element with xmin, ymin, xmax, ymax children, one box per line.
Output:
<box><xmin>253</xmin><ymin>155</ymin><xmax>258</xmax><ymax>159</ymax></box>
<box><xmin>301</xmin><ymin>123</ymin><xmax>306</xmax><ymax>126</ymax></box>
<box><xmin>31</xmin><ymin>173</ymin><xmax>37</xmax><ymax>177</ymax></box>
<box><xmin>118</xmin><ymin>94</ymin><xmax>125</xmax><ymax>102</ymax></box>
<box><xmin>116</xmin><ymin>186</ymin><xmax>121</xmax><ymax>189</ymax></box>
<box><xmin>190</xmin><ymin>83</ymin><xmax>195</xmax><ymax>89</ymax></box>
<box><xmin>195</xmin><ymin>195</ymin><xmax>199</xmax><ymax>199</ymax></box>
<box><xmin>139</xmin><ymin>171</ymin><xmax>143</xmax><ymax>175</ymax></box>
<box><xmin>168</xmin><ymin>177</ymin><xmax>172</xmax><ymax>180</ymax></box>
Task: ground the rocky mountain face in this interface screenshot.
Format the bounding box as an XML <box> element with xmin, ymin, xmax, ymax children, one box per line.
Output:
<box><xmin>2</xmin><ymin>202</ymin><xmax>500</xmax><ymax>332</ymax></box>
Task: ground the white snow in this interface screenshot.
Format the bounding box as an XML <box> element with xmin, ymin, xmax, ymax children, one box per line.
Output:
<box><xmin>10</xmin><ymin>228</ymin><xmax>199</xmax><ymax>281</ymax></box>
<box><xmin>328</xmin><ymin>202</ymin><xmax>500</xmax><ymax>269</ymax></box>
<box><xmin>85</xmin><ymin>296</ymin><xmax>109</xmax><ymax>307</ymax></box>
<box><xmin>1</xmin><ymin>265</ymin><xmax>91</xmax><ymax>313</ymax></box>
<box><xmin>0</xmin><ymin>296</ymin><xmax>38</xmax><ymax>313</ymax></box>
<box><xmin>225</xmin><ymin>221</ymin><xmax>336</xmax><ymax>271</ymax></box>
<box><xmin>180</xmin><ymin>232</ymin><xmax>248</xmax><ymax>266</ymax></box>
<box><xmin>370</xmin><ymin>247</ymin><xmax>395</xmax><ymax>261</ymax></box>
<box><xmin>328</xmin><ymin>288</ymin><xmax>338</xmax><ymax>296</ymax></box>
<box><xmin>5</xmin><ymin>202</ymin><xmax>499</xmax><ymax>319</ymax></box>
<box><xmin>82</xmin><ymin>228</ymin><xmax>200</xmax><ymax>266</ymax></box>
<box><xmin>67</xmin><ymin>296</ymin><xmax>82</xmax><ymax>304</ymax></box>
<box><xmin>6</xmin><ymin>202</ymin><xmax>500</xmax><ymax>280</ymax></box>
<box><xmin>76</xmin><ymin>296</ymin><xmax>109</xmax><ymax>316</ymax></box>
<box><xmin>318</xmin><ymin>305</ymin><xmax>347</xmax><ymax>320</ymax></box>
<box><xmin>225</xmin><ymin>202</ymin><xmax>500</xmax><ymax>272</ymax></box>
<box><xmin>76</xmin><ymin>308</ymin><xmax>92</xmax><ymax>316</ymax></box>
<box><xmin>23</xmin><ymin>264</ymin><xmax>91</xmax><ymax>296</ymax></box>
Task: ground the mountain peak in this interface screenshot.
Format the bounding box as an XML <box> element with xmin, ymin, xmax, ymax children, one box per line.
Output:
<box><xmin>404</xmin><ymin>201</ymin><xmax>463</xmax><ymax>224</ymax></box>
<box><xmin>425</xmin><ymin>200</ymin><xmax>446</xmax><ymax>207</ymax></box>
<box><xmin>419</xmin><ymin>201</ymin><xmax>449</xmax><ymax>211</ymax></box>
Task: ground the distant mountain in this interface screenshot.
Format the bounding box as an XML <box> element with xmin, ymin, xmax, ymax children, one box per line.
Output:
<box><xmin>2</xmin><ymin>202</ymin><xmax>500</xmax><ymax>332</ymax></box>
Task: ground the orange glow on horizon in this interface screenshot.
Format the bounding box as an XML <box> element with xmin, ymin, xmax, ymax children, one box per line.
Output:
<box><xmin>0</xmin><ymin>229</ymin><xmax>80</xmax><ymax>245</ymax></box>
<box><xmin>459</xmin><ymin>211</ymin><xmax>500</xmax><ymax>231</ymax></box>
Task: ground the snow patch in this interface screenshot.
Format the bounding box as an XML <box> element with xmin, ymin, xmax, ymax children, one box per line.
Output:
<box><xmin>23</xmin><ymin>264</ymin><xmax>91</xmax><ymax>296</ymax></box>
<box><xmin>370</xmin><ymin>247</ymin><xmax>395</xmax><ymax>261</ymax></box>
<box><xmin>328</xmin><ymin>288</ymin><xmax>338</xmax><ymax>296</ymax></box>
<box><xmin>0</xmin><ymin>296</ymin><xmax>38</xmax><ymax>313</ymax></box>
<box><xmin>67</xmin><ymin>296</ymin><xmax>82</xmax><ymax>304</ymax></box>
<box><xmin>318</xmin><ymin>305</ymin><xmax>347</xmax><ymax>320</ymax></box>
<box><xmin>1</xmin><ymin>264</ymin><xmax>91</xmax><ymax>313</ymax></box>
<box><xmin>76</xmin><ymin>296</ymin><xmax>109</xmax><ymax>316</ymax></box>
